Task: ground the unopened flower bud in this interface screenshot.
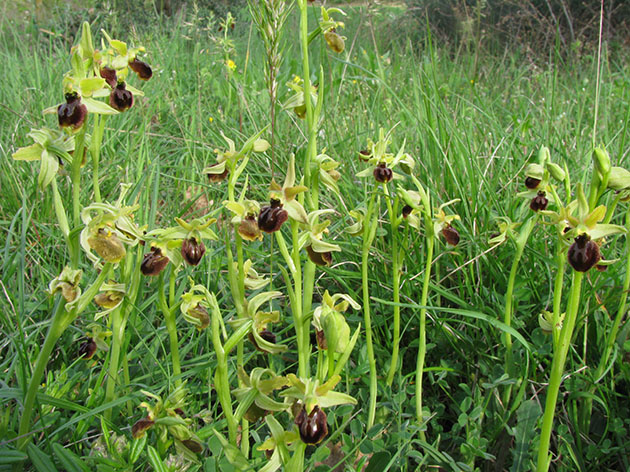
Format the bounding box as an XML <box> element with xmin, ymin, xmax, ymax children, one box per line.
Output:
<box><xmin>546</xmin><ymin>162</ymin><xmax>566</xmax><ymax>181</ymax></box>
<box><xmin>593</xmin><ymin>147</ymin><xmax>611</xmax><ymax>177</ymax></box>
<box><xmin>58</xmin><ymin>92</ymin><xmax>87</xmax><ymax>130</ymax></box>
<box><xmin>181</xmin><ymin>237</ymin><xmax>205</xmax><ymax>266</ymax></box>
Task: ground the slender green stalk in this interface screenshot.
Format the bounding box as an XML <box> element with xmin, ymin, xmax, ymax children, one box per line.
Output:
<box><xmin>155</xmin><ymin>270</ymin><xmax>182</xmax><ymax>387</ymax></box>
<box><xmin>551</xmin><ymin>243</ymin><xmax>566</xmax><ymax>348</ymax></box>
<box><xmin>90</xmin><ymin>114</ymin><xmax>108</xmax><ymax>203</ymax></box>
<box><xmin>104</xmin><ymin>305</ymin><xmax>127</xmax><ymax>420</ymax></box>
<box><xmin>536</xmin><ymin>271</ymin><xmax>584</xmax><ymax>472</ymax></box>
<box><xmin>291</xmin><ymin>220</ymin><xmax>307</xmax><ymax>378</ymax></box>
<box><xmin>16</xmin><ymin>300</ymin><xmax>66</xmax><ymax>451</ymax></box>
<box><xmin>415</xmin><ymin>233</ymin><xmax>434</xmax><ymax>440</ymax></box>
<box><xmin>70</xmin><ymin>125</ymin><xmax>87</xmax><ymax>269</ymax></box>
<box><xmin>384</xmin><ymin>186</ymin><xmax>401</xmax><ymax>386</ymax></box>
<box><xmin>362</xmin><ymin>193</ymin><xmax>378</xmax><ymax>428</ymax></box>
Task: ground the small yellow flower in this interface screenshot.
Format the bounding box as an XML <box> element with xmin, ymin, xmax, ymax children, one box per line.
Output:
<box><xmin>208</xmin><ymin>117</ymin><xmax>213</xmax><ymax>123</ymax></box>
<box><xmin>226</xmin><ymin>59</ymin><xmax>236</xmax><ymax>71</ymax></box>
<box><xmin>293</xmin><ymin>75</ymin><xmax>301</xmax><ymax>84</ymax></box>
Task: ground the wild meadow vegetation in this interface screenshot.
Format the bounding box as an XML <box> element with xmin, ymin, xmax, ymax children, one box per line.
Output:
<box><xmin>2</xmin><ymin>1</ymin><xmax>630</xmax><ymax>471</ymax></box>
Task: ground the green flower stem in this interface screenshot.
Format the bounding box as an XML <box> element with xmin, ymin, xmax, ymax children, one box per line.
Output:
<box><xmin>90</xmin><ymin>114</ymin><xmax>107</xmax><ymax>203</ymax></box>
<box><xmin>503</xmin><ymin>216</ymin><xmax>536</xmax><ymax>406</ymax></box>
<box><xmin>17</xmin><ymin>263</ymin><xmax>112</xmax><ymax>451</ymax></box>
<box><xmin>292</xmin><ymin>220</ymin><xmax>308</xmax><ymax>378</ymax></box>
<box><xmin>234</xmin><ymin>234</ymin><xmax>250</xmax><ymax>458</ymax></box>
<box><xmin>551</xmin><ymin>242</ymin><xmax>566</xmax><ymax>348</ymax></box>
<box><xmin>69</xmin><ymin>125</ymin><xmax>87</xmax><ymax>269</ymax></box>
<box><xmin>210</xmin><ymin>298</ymin><xmax>237</xmax><ymax>444</ymax></box>
<box><xmin>415</xmin><ymin>232</ymin><xmax>434</xmax><ymax>440</ymax></box>
<box><xmin>104</xmin><ymin>305</ymin><xmax>127</xmax><ymax>420</ymax></box>
<box><xmin>384</xmin><ymin>185</ymin><xmax>401</xmax><ymax>386</ymax></box>
<box><xmin>298</xmin><ymin>0</ymin><xmax>315</xmax><ymax>197</ymax></box>
<box><xmin>536</xmin><ymin>271</ymin><xmax>584</xmax><ymax>472</ymax></box>
<box><xmin>157</xmin><ymin>270</ymin><xmax>182</xmax><ymax>386</ymax></box>
<box><xmin>16</xmin><ymin>299</ymin><xmax>66</xmax><ymax>451</ymax></box>
<box><xmin>362</xmin><ymin>193</ymin><xmax>378</xmax><ymax>429</ymax></box>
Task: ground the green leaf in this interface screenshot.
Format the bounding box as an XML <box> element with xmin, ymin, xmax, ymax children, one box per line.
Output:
<box><xmin>364</xmin><ymin>451</ymin><xmax>392</xmax><ymax>472</ymax></box>
<box><xmin>79</xmin><ymin>22</ymin><xmax>94</xmax><ymax>59</ymax></box>
<box><xmin>510</xmin><ymin>400</ymin><xmax>541</xmax><ymax>472</ymax></box>
<box><xmin>83</xmin><ymin>98</ymin><xmax>119</xmax><ymax>115</ymax></box>
<box><xmin>79</xmin><ymin>78</ymin><xmax>106</xmax><ymax>97</ymax></box>
<box><xmin>12</xmin><ymin>143</ymin><xmax>43</xmax><ymax>161</ymax></box>
<box><xmin>0</xmin><ymin>449</ymin><xmax>28</xmax><ymax>464</ymax></box>
<box><xmin>213</xmin><ymin>430</ymin><xmax>252</xmax><ymax>470</ymax></box>
<box><xmin>146</xmin><ymin>445</ymin><xmax>168</xmax><ymax>472</ymax></box>
<box><xmin>129</xmin><ymin>436</ymin><xmax>146</xmax><ymax>464</ymax></box>
<box><xmin>27</xmin><ymin>444</ymin><xmax>59</xmax><ymax>472</ymax></box>
<box><xmin>52</xmin><ymin>443</ymin><xmax>89</xmax><ymax>472</ymax></box>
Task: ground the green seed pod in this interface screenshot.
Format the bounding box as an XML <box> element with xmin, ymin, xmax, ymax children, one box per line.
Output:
<box><xmin>593</xmin><ymin>147</ymin><xmax>611</xmax><ymax>177</ymax></box>
<box><xmin>607</xmin><ymin>166</ymin><xmax>630</xmax><ymax>191</ymax></box>
<box><xmin>546</xmin><ymin>162</ymin><xmax>566</xmax><ymax>182</ymax></box>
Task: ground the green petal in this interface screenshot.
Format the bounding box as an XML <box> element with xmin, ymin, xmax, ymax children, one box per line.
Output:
<box><xmin>12</xmin><ymin>143</ymin><xmax>43</xmax><ymax>161</ymax></box>
<box><xmin>285</xmin><ymin>200</ymin><xmax>308</xmax><ymax>224</ymax></box>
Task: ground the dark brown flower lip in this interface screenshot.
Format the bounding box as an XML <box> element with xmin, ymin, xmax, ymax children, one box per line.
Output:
<box><xmin>568</xmin><ymin>234</ymin><xmax>601</xmax><ymax>272</ymax></box>
<box><xmin>529</xmin><ymin>191</ymin><xmax>548</xmax><ymax>212</ymax></box>
<box><xmin>141</xmin><ymin>246</ymin><xmax>169</xmax><ymax>276</ymax></box>
<box><xmin>58</xmin><ymin>93</ymin><xmax>87</xmax><ymax>130</ymax></box>
<box><xmin>373</xmin><ymin>163</ymin><xmax>393</xmax><ymax>183</ymax></box>
<box><xmin>181</xmin><ymin>237</ymin><xmax>206</xmax><ymax>266</ymax></box>
<box><xmin>109</xmin><ymin>82</ymin><xmax>134</xmax><ymax>112</ymax></box>
<box><xmin>78</xmin><ymin>338</ymin><xmax>97</xmax><ymax>360</ymax></box>
<box><xmin>128</xmin><ymin>58</ymin><xmax>152</xmax><ymax>80</ymax></box>
<box><xmin>441</xmin><ymin>225</ymin><xmax>460</xmax><ymax>246</ymax></box>
<box><xmin>258</xmin><ymin>201</ymin><xmax>288</xmax><ymax>233</ymax></box>
<box><xmin>402</xmin><ymin>205</ymin><xmax>413</xmax><ymax>218</ymax></box>
<box><xmin>238</xmin><ymin>215</ymin><xmax>262</xmax><ymax>241</ymax></box>
<box><xmin>100</xmin><ymin>67</ymin><xmax>118</xmax><ymax>88</ymax></box>
<box><xmin>131</xmin><ymin>417</ymin><xmax>155</xmax><ymax>439</ymax></box>
<box><xmin>525</xmin><ymin>177</ymin><xmax>541</xmax><ymax>190</ymax></box>
<box><xmin>206</xmin><ymin>163</ymin><xmax>229</xmax><ymax>183</ymax></box>
<box><xmin>295</xmin><ymin>405</ymin><xmax>328</xmax><ymax>445</ymax></box>
<box><xmin>306</xmin><ymin>245</ymin><xmax>332</xmax><ymax>266</ymax></box>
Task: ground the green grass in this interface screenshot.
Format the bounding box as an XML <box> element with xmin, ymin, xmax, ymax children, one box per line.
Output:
<box><xmin>1</xmin><ymin>3</ymin><xmax>630</xmax><ymax>471</ymax></box>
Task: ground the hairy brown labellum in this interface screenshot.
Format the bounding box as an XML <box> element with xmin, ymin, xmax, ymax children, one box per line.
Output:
<box><xmin>306</xmin><ymin>245</ymin><xmax>332</xmax><ymax>267</ymax></box>
<box><xmin>295</xmin><ymin>405</ymin><xmax>328</xmax><ymax>445</ymax></box>
<box><xmin>128</xmin><ymin>58</ymin><xmax>152</xmax><ymax>80</ymax></box>
<box><xmin>188</xmin><ymin>304</ymin><xmax>210</xmax><ymax>330</ymax></box>
<box><xmin>78</xmin><ymin>338</ymin><xmax>97</xmax><ymax>360</ymax></box>
<box><xmin>88</xmin><ymin>228</ymin><xmax>126</xmax><ymax>262</ymax></box>
<box><xmin>181</xmin><ymin>439</ymin><xmax>203</xmax><ymax>454</ymax></box>
<box><xmin>373</xmin><ymin>163</ymin><xmax>393</xmax><ymax>183</ymax></box>
<box><xmin>525</xmin><ymin>177</ymin><xmax>541</xmax><ymax>190</ymax></box>
<box><xmin>324</xmin><ymin>30</ymin><xmax>345</xmax><ymax>53</ymax></box>
<box><xmin>315</xmin><ymin>329</ymin><xmax>327</xmax><ymax>350</ymax></box>
<box><xmin>243</xmin><ymin>403</ymin><xmax>269</xmax><ymax>423</ymax></box>
<box><xmin>100</xmin><ymin>67</ymin><xmax>118</xmax><ymax>88</ymax></box>
<box><xmin>258</xmin><ymin>199</ymin><xmax>288</xmax><ymax>233</ymax></box>
<box><xmin>402</xmin><ymin>205</ymin><xmax>413</xmax><ymax>218</ymax></box>
<box><xmin>530</xmin><ymin>191</ymin><xmax>548</xmax><ymax>212</ymax></box>
<box><xmin>358</xmin><ymin>149</ymin><xmax>371</xmax><ymax>161</ymax></box>
<box><xmin>58</xmin><ymin>93</ymin><xmax>87</xmax><ymax>130</ymax></box>
<box><xmin>131</xmin><ymin>417</ymin><xmax>154</xmax><ymax>439</ymax></box>
<box><xmin>207</xmin><ymin>163</ymin><xmax>229</xmax><ymax>183</ymax></box>
<box><xmin>109</xmin><ymin>82</ymin><xmax>134</xmax><ymax>112</ymax></box>
<box><xmin>141</xmin><ymin>247</ymin><xmax>169</xmax><ymax>276</ymax></box>
<box><xmin>249</xmin><ymin>330</ymin><xmax>277</xmax><ymax>352</ymax></box>
<box><xmin>442</xmin><ymin>225</ymin><xmax>460</xmax><ymax>246</ymax></box>
<box><xmin>238</xmin><ymin>215</ymin><xmax>262</xmax><ymax>241</ymax></box>
<box><xmin>94</xmin><ymin>292</ymin><xmax>122</xmax><ymax>309</ymax></box>
<box><xmin>568</xmin><ymin>234</ymin><xmax>600</xmax><ymax>272</ymax></box>
<box><xmin>181</xmin><ymin>238</ymin><xmax>205</xmax><ymax>266</ymax></box>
